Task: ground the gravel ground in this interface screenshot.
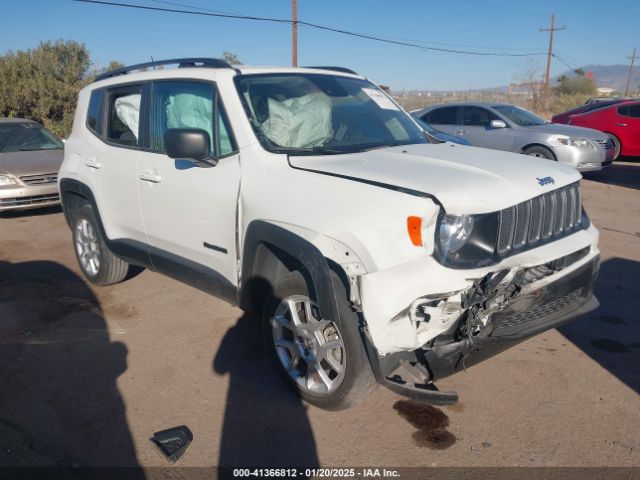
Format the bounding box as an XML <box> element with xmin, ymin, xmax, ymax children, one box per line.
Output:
<box><xmin>0</xmin><ymin>161</ymin><xmax>639</xmax><ymax>476</ymax></box>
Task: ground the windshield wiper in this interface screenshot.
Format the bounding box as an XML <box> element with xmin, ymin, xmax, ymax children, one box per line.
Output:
<box><xmin>271</xmin><ymin>146</ymin><xmax>345</xmax><ymax>155</ymax></box>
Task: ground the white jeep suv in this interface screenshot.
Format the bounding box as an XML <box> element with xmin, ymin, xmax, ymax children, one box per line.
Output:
<box><xmin>59</xmin><ymin>58</ymin><xmax>600</xmax><ymax>410</ymax></box>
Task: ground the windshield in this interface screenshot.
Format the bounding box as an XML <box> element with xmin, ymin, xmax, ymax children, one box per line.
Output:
<box><xmin>493</xmin><ymin>105</ymin><xmax>548</xmax><ymax>126</ymax></box>
<box><xmin>235</xmin><ymin>73</ymin><xmax>427</xmax><ymax>154</ymax></box>
<box><xmin>0</xmin><ymin>122</ymin><xmax>63</xmax><ymax>153</ymax></box>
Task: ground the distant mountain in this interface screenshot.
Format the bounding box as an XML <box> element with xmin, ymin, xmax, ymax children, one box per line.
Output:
<box><xmin>554</xmin><ymin>64</ymin><xmax>640</xmax><ymax>92</ymax></box>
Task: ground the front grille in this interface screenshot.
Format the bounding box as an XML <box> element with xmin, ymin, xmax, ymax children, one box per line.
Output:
<box><xmin>492</xmin><ymin>287</ymin><xmax>584</xmax><ymax>337</ymax></box>
<box><xmin>594</xmin><ymin>138</ymin><xmax>615</xmax><ymax>151</ymax></box>
<box><xmin>20</xmin><ymin>173</ymin><xmax>58</xmax><ymax>185</ymax></box>
<box><xmin>497</xmin><ymin>182</ymin><xmax>582</xmax><ymax>256</ymax></box>
<box><xmin>0</xmin><ymin>193</ymin><xmax>60</xmax><ymax>207</ymax></box>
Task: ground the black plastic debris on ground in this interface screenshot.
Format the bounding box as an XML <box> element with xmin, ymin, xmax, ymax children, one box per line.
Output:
<box><xmin>150</xmin><ymin>425</ymin><xmax>193</xmax><ymax>463</ymax></box>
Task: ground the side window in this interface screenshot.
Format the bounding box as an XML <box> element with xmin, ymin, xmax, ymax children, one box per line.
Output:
<box><xmin>150</xmin><ymin>80</ymin><xmax>236</xmax><ymax>157</ymax></box>
<box><xmin>617</xmin><ymin>105</ymin><xmax>630</xmax><ymax>117</ymax></box>
<box><xmin>86</xmin><ymin>89</ymin><xmax>104</xmax><ymax>134</ymax></box>
<box><xmin>106</xmin><ymin>86</ymin><xmax>143</xmax><ymax>147</ymax></box>
<box><xmin>425</xmin><ymin>106</ymin><xmax>459</xmax><ymax>125</ymax></box>
<box><xmin>628</xmin><ymin>104</ymin><xmax>640</xmax><ymax>118</ymax></box>
<box><xmin>463</xmin><ymin>106</ymin><xmax>498</xmax><ymax>127</ymax></box>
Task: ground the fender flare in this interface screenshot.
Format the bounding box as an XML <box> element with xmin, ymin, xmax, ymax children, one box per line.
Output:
<box><xmin>239</xmin><ymin>220</ymin><xmax>341</xmax><ymax>324</ymax></box>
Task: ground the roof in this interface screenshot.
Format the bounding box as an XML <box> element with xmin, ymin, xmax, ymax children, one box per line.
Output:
<box><xmin>0</xmin><ymin>118</ymin><xmax>38</xmax><ymax>124</ymax></box>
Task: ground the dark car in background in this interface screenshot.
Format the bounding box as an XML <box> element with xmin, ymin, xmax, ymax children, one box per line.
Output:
<box><xmin>551</xmin><ymin>99</ymin><xmax>628</xmax><ymax>125</ymax></box>
<box><xmin>0</xmin><ymin>118</ymin><xmax>63</xmax><ymax>212</ymax></box>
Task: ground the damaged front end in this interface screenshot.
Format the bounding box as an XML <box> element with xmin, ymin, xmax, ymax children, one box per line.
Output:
<box><xmin>369</xmin><ymin>249</ymin><xmax>599</xmax><ymax>406</ymax></box>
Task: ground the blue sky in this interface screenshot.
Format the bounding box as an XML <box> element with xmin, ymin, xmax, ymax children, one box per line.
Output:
<box><xmin>1</xmin><ymin>0</ymin><xmax>638</xmax><ymax>90</ymax></box>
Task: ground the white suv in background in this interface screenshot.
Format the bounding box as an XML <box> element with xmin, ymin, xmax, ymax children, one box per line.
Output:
<box><xmin>59</xmin><ymin>58</ymin><xmax>600</xmax><ymax>410</ymax></box>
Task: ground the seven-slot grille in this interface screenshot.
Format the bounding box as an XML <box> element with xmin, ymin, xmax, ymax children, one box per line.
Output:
<box><xmin>497</xmin><ymin>182</ymin><xmax>582</xmax><ymax>256</ymax></box>
<box><xmin>20</xmin><ymin>173</ymin><xmax>58</xmax><ymax>185</ymax></box>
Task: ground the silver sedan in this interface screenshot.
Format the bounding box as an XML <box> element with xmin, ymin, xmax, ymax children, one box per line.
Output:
<box><xmin>413</xmin><ymin>103</ymin><xmax>615</xmax><ymax>172</ymax></box>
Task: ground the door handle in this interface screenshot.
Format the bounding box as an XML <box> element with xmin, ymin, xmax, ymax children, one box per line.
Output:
<box><xmin>85</xmin><ymin>158</ymin><xmax>103</xmax><ymax>169</ymax></box>
<box><xmin>615</xmin><ymin>123</ymin><xmax>627</xmax><ymax>127</ymax></box>
<box><xmin>138</xmin><ymin>170</ymin><xmax>162</xmax><ymax>183</ymax></box>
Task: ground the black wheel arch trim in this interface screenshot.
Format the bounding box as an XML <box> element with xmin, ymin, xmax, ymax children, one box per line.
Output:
<box><xmin>239</xmin><ymin>220</ymin><xmax>342</xmax><ymax>325</ymax></box>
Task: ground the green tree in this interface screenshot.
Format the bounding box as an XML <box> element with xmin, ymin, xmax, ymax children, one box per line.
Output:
<box><xmin>0</xmin><ymin>40</ymin><xmax>92</xmax><ymax>137</ymax></box>
<box><xmin>222</xmin><ymin>51</ymin><xmax>242</xmax><ymax>65</ymax></box>
<box><xmin>555</xmin><ymin>69</ymin><xmax>596</xmax><ymax>96</ymax></box>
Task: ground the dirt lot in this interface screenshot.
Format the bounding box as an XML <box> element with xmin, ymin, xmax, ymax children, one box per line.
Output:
<box><xmin>1</xmin><ymin>162</ymin><xmax>639</xmax><ymax>476</ymax></box>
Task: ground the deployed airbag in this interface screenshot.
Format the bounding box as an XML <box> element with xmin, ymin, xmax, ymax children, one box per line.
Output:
<box><xmin>261</xmin><ymin>91</ymin><xmax>333</xmax><ymax>148</ymax></box>
<box><xmin>115</xmin><ymin>94</ymin><xmax>141</xmax><ymax>140</ymax></box>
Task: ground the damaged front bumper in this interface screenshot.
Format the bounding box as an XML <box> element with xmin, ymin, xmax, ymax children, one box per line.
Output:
<box><xmin>359</xmin><ymin>234</ymin><xmax>600</xmax><ymax>404</ymax></box>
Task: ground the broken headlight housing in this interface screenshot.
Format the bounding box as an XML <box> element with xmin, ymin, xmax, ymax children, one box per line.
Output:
<box><xmin>435</xmin><ymin>211</ymin><xmax>500</xmax><ymax>269</ymax></box>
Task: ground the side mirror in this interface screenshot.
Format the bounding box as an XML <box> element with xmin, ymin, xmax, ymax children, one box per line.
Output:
<box><xmin>164</xmin><ymin>128</ymin><xmax>217</xmax><ymax>167</ymax></box>
<box><xmin>490</xmin><ymin>119</ymin><xmax>507</xmax><ymax>129</ymax></box>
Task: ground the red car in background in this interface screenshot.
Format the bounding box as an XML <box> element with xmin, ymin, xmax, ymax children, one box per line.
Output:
<box><xmin>567</xmin><ymin>101</ymin><xmax>640</xmax><ymax>159</ymax></box>
<box><xmin>551</xmin><ymin>99</ymin><xmax>627</xmax><ymax>124</ymax></box>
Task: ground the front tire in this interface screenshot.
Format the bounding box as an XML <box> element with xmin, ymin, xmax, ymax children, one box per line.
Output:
<box><xmin>263</xmin><ymin>270</ymin><xmax>377</xmax><ymax>410</ymax></box>
<box><xmin>72</xmin><ymin>205</ymin><xmax>129</xmax><ymax>286</ymax></box>
<box><xmin>523</xmin><ymin>145</ymin><xmax>556</xmax><ymax>160</ymax></box>
<box><xmin>605</xmin><ymin>133</ymin><xmax>621</xmax><ymax>160</ymax></box>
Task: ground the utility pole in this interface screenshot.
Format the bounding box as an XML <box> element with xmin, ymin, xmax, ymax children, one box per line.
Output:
<box><xmin>540</xmin><ymin>14</ymin><xmax>566</xmax><ymax>91</ymax></box>
<box><xmin>292</xmin><ymin>0</ymin><xmax>298</xmax><ymax>67</ymax></box>
<box><xmin>625</xmin><ymin>48</ymin><xmax>637</xmax><ymax>96</ymax></box>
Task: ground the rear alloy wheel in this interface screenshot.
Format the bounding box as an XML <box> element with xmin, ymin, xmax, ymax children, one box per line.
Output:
<box><xmin>523</xmin><ymin>145</ymin><xmax>555</xmax><ymax>160</ymax></box>
<box><xmin>263</xmin><ymin>270</ymin><xmax>377</xmax><ymax>410</ymax></box>
<box><xmin>72</xmin><ymin>205</ymin><xmax>130</xmax><ymax>286</ymax></box>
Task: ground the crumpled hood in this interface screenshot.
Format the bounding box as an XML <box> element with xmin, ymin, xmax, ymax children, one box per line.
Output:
<box><xmin>524</xmin><ymin>122</ymin><xmax>608</xmax><ymax>141</ymax></box>
<box><xmin>0</xmin><ymin>149</ymin><xmax>63</xmax><ymax>178</ymax></box>
<box><xmin>289</xmin><ymin>143</ymin><xmax>582</xmax><ymax>214</ymax></box>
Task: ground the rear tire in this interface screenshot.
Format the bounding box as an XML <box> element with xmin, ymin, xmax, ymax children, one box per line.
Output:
<box><xmin>72</xmin><ymin>205</ymin><xmax>129</xmax><ymax>286</ymax></box>
<box><xmin>523</xmin><ymin>145</ymin><xmax>556</xmax><ymax>160</ymax></box>
<box><xmin>262</xmin><ymin>270</ymin><xmax>377</xmax><ymax>410</ymax></box>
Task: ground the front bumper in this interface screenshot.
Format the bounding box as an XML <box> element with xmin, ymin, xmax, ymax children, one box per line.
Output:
<box><xmin>369</xmin><ymin>254</ymin><xmax>599</xmax><ymax>404</ymax></box>
<box><xmin>423</xmin><ymin>254</ymin><xmax>599</xmax><ymax>381</ymax></box>
<box><xmin>552</xmin><ymin>143</ymin><xmax>614</xmax><ymax>172</ymax></box>
<box><xmin>0</xmin><ymin>183</ymin><xmax>60</xmax><ymax>211</ymax></box>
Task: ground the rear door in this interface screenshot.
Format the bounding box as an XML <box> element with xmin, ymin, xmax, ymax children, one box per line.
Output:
<box><xmin>136</xmin><ymin>79</ymin><xmax>241</xmax><ymax>294</ymax></box>
<box><xmin>82</xmin><ymin>84</ymin><xmax>147</xmax><ymax>247</ymax></box>
<box><xmin>460</xmin><ymin>106</ymin><xmax>516</xmax><ymax>151</ymax></box>
<box><xmin>421</xmin><ymin>106</ymin><xmax>461</xmax><ymax>136</ymax></box>
<box><xmin>615</xmin><ymin>103</ymin><xmax>640</xmax><ymax>155</ymax></box>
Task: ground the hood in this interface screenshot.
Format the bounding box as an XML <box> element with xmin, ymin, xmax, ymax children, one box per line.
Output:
<box><xmin>289</xmin><ymin>143</ymin><xmax>581</xmax><ymax>214</ymax></box>
<box><xmin>0</xmin><ymin>149</ymin><xmax>63</xmax><ymax>178</ymax></box>
<box><xmin>523</xmin><ymin>122</ymin><xmax>607</xmax><ymax>141</ymax></box>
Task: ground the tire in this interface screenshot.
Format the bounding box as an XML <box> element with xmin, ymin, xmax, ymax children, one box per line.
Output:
<box><xmin>605</xmin><ymin>133</ymin><xmax>621</xmax><ymax>160</ymax></box>
<box><xmin>72</xmin><ymin>204</ymin><xmax>129</xmax><ymax>286</ymax></box>
<box><xmin>262</xmin><ymin>270</ymin><xmax>377</xmax><ymax>410</ymax></box>
<box><xmin>523</xmin><ymin>145</ymin><xmax>556</xmax><ymax>160</ymax></box>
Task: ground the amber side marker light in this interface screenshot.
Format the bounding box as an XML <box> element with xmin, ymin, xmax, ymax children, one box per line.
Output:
<box><xmin>407</xmin><ymin>216</ymin><xmax>423</xmax><ymax>246</ymax></box>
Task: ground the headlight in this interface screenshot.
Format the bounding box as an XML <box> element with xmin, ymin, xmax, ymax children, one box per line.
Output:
<box><xmin>438</xmin><ymin>214</ymin><xmax>474</xmax><ymax>254</ymax></box>
<box><xmin>0</xmin><ymin>175</ymin><xmax>17</xmax><ymax>186</ymax></box>
<box><xmin>557</xmin><ymin>137</ymin><xmax>594</xmax><ymax>149</ymax></box>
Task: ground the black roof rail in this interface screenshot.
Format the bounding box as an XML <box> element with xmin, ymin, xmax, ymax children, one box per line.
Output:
<box><xmin>304</xmin><ymin>66</ymin><xmax>359</xmax><ymax>75</ymax></box>
<box><xmin>94</xmin><ymin>57</ymin><xmax>233</xmax><ymax>82</ymax></box>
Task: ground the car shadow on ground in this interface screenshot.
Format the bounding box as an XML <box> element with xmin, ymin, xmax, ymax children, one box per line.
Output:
<box><xmin>0</xmin><ymin>205</ymin><xmax>63</xmax><ymax>218</ymax></box>
<box><xmin>213</xmin><ymin>279</ymin><xmax>319</xmax><ymax>476</ymax></box>
<box><xmin>583</xmin><ymin>160</ymin><xmax>640</xmax><ymax>190</ymax></box>
<box><xmin>558</xmin><ymin>258</ymin><xmax>640</xmax><ymax>395</ymax></box>
<box><xmin>0</xmin><ymin>260</ymin><xmax>144</xmax><ymax>477</ymax></box>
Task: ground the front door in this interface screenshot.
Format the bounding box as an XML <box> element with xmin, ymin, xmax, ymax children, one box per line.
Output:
<box><xmin>460</xmin><ymin>106</ymin><xmax>516</xmax><ymax>151</ymax></box>
<box><xmin>137</xmin><ymin>80</ymin><xmax>241</xmax><ymax>294</ymax></box>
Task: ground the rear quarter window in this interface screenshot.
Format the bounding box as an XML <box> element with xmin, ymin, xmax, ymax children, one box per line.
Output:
<box><xmin>86</xmin><ymin>89</ymin><xmax>104</xmax><ymax>135</ymax></box>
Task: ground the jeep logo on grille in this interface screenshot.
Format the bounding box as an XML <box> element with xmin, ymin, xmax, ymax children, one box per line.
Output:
<box><xmin>536</xmin><ymin>176</ymin><xmax>555</xmax><ymax>186</ymax></box>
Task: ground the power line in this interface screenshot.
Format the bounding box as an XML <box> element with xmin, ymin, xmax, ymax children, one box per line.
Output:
<box><xmin>71</xmin><ymin>0</ymin><xmax>547</xmax><ymax>57</ymax></box>
<box><xmin>625</xmin><ymin>48</ymin><xmax>638</xmax><ymax>96</ymax></box>
<box><xmin>152</xmin><ymin>0</ymin><xmax>541</xmax><ymax>53</ymax></box>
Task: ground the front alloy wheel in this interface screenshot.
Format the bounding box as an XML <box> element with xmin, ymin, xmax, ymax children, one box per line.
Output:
<box><xmin>272</xmin><ymin>295</ymin><xmax>346</xmax><ymax>395</ymax></box>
